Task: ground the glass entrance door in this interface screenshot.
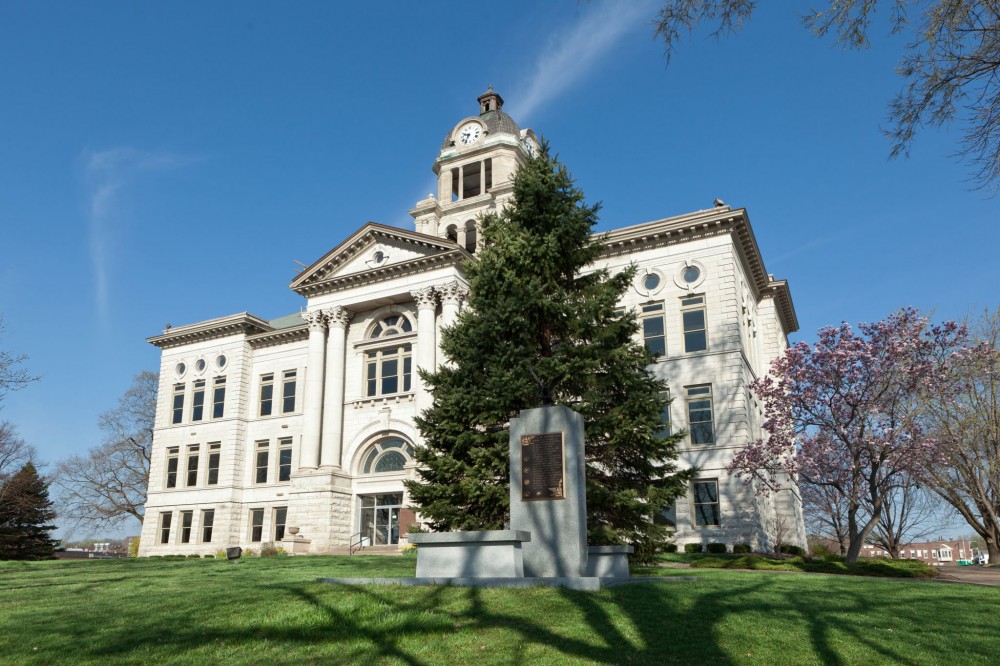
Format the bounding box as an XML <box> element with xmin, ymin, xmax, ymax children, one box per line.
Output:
<box><xmin>359</xmin><ymin>493</ymin><xmax>403</xmax><ymax>545</ymax></box>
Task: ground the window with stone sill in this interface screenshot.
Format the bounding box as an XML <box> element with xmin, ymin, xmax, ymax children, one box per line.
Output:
<box><xmin>640</xmin><ymin>302</ymin><xmax>666</xmax><ymax>357</ymax></box>
<box><xmin>159</xmin><ymin>512</ymin><xmax>172</xmax><ymax>544</ymax></box>
<box><xmin>278</xmin><ymin>437</ymin><xmax>293</xmax><ymax>482</ymax></box>
<box><xmin>165</xmin><ymin>447</ymin><xmax>179</xmax><ymax>489</ymax></box>
<box><xmin>680</xmin><ymin>295</ymin><xmax>708</xmax><ymax>353</ymax></box>
<box><xmin>273</xmin><ymin>507</ymin><xmax>287</xmax><ymax>542</ymax></box>
<box><xmin>171</xmin><ymin>383</ymin><xmax>185</xmax><ymax>424</ymax></box>
<box><xmin>206</xmin><ymin>443</ymin><xmax>221</xmax><ymax>485</ymax></box>
<box><xmin>255</xmin><ymin>441</ymin><xmax>269</xmax><ymax>484</ymax></box>
<box><xmin>201</xmin><ymin>509</ymin><xmax>215</xmax><ymax>543</ymax></box>
<box><xmin>364</xmin><ymin>314</ymin><xmax>414</xmax><ymax>397</ymax></box>
<box><xmin>180</xmin><ymin>510</ymin><xmax>193</xmax><ymax>544</ymax></box>
<box><xmin>185</xmin><ymin>445</ymin><xmax>199</xmax><ymax>487</ymax></box>
<box><xmin>191</xmin><ymin>379</ymin><xmax>206</xmax><ymax>422</ymax></box>
<box><xmin>281</xmin><ymin>370</ymin><xmax>297</xmax><ymax>413</ymax></box>
<box><xmin>249</xmin><ymin>508</ymin><xmax>265</xmax><ymax>543</ymax></box>
<box><xmin>693</xmin><ymin>479</ymin><xmax>720</xmax><ymax>527</ymax></box>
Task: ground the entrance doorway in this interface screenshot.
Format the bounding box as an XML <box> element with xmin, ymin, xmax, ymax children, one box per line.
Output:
<box><xmin>358</xmin><ymin>493</ymin><xmax>403</xmax><ymax>545</ymax></box>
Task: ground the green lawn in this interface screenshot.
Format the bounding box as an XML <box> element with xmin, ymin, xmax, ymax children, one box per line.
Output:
<box><xmin>1</xmin><ymin>556</ymin><xmax>996</xmax><ymax>665</ymax></box>
<box><xmin>655</xmin><ymin>552</ymin><xmax>941</xmax><ymax>578</ymax></box>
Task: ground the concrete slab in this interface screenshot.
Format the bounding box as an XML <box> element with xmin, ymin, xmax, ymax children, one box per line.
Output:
<box><xmin>316</xmin><ymin>576</ymin><xmax>698</xmax><ymax>590</ymax></box>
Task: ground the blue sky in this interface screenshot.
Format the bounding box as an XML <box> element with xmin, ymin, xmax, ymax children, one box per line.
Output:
<box><xmin>1</xmin><ymin>2</ymin><xmax>995</xmax><ymax>538</ymax></box>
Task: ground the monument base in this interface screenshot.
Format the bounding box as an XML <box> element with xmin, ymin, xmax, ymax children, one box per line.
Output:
<box><xmin>409</xmin><ymin>530</ymin><xmax>530</xmax><ymax>578</ymax></box>
<box><xmin>317</xmin><ymin>576</ymin><xmax>695</xmax><ymax>591</ymax></box>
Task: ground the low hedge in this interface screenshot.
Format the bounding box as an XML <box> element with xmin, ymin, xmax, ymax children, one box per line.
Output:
<box><xmin>684</xmin><ymin>543</ymin><xmax>703</xmax><ymax>554</ymax></box>
<box><xmin>706</xmin><ymin>542</ymin><xmax>728</xmax><ymax>554</ymax></box>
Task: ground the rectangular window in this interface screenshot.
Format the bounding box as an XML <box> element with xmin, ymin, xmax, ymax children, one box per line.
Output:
<box><xmin>259</xmin><ymin>373</ymin><xmax>274</xmax><ymax>416</ymax></box>
<box><xmin>687</xmin><ymin>385</ymin><xmax>715</xmax><ymax>445</ymax></box>
<box><xmin>365</xmin><ymin>344</ymin><xmax>413</xmax><ymax>397</ymax></box>
<box><xmin>212</xmin><ymin>376</ymin><xmax>226</xmax><ymax>419</ymax></box>
<box><xmin>186</xmin><ymin>445</ymin><xmax>199</xmax><ymax>487</ymax></box>
<box><xmin>255</xmin><ymin>441</ymin><xmax>269</xmax><ymax>484</ymax></box>
<box><xmin>191</xmin><ymin>380</ymin><xmax>206</xmax><ymax>422</ymax></box>
<box><xmin>693</xmin><ymin>480</ymin><xmax>720</xmax><ymax>526</ymax></box>
<box><xmin>159</xmin><ymin>512</ymin><xmax>172</xmax><ymax>544</ymax></box>
<box><xmin>250</xmin><ymin>508</ymin><xmax>264</xmax><ymax>542</ymax></box>
<box><xmin>656</xmin><ymin>391</ymin><xmax>671</xmax><ymax>439</ymax></box>
<box><xmin>273</xmin><ymin>506</ymin><xmax>287</xmax><ymax>542</ymax></box>
<box><xmin>180</xmin><ymin>510</ymin><xmax>193</xmax><ymax>544</ymax></box>
<box><xmin>207</xmin><ymin>443</ymin><xmax>221</xmax><ymax>485</ymax></box>
<box><xmin>201</xmin><ymin>509</ymin><xmax>215</xmax><ymax>543</ymax></box>
<box><xmin>278</xmin><ymin>437</ymin><xmax>293</xmax><ymax>482</ymax></box>
<box><xmin>281</xmin><ymin>370</ymin><xmax>297</xmax><ymax>413</ymax></box>
<box><xmin>171</xmin><ymin>384</ymin><xmax>185</xmax><ymax>424</ymax></box>
<box><xmin>165</xmin><ymin>447</ymin><xmax>179</xmax><ymax>489</ymax></box>
<box><xmin>681</xmin><ymin>295</ymin><xmax>708</xmax><ymax>352</ymax></box>
<box><xmin>641</xmin><ymin>303</ymin><xmax>666</xmax><ymax>357</ymax></box>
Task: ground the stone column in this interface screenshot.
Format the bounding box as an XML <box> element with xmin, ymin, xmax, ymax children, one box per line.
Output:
<box><xmin>320</xmin><ymin>306</ymin><xmax>351</xmax><ymax>469</ymax></box>
<box><xmin>299</xmin><ymin>310</ymin><xmax>327</xmax><ymax>470</ymax></box>
<box><xmin>438</xmin><ymin>281</ymin><xmax>468</xmax><ymax>370</ymax></box>
<box><xmin>440</xmin><ymin>280</ymin><xmax>468</xmax><ymax>328</ymax></box>
<box><xmin>456</xmin><ymin>226</ymin><xmax>467</xmax><ymax>250</ymax></box>
<box><xmin>411</xmin><ymin>287</ymin><xmax>438</xmax><ymax>413</ymax></box>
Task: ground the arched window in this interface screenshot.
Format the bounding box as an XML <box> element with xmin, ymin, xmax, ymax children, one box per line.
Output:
<box><xmin>360</xmin><ymin>437</ymin><xmax>416</xmax><ymax>474</ymax></box>
<box><xmin>365</xmin><ymin>314</ymin><xmax>414</xmax><ymax>397</ymax></box>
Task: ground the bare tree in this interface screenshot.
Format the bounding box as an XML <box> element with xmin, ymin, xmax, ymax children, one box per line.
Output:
<box><xmin>802</xmin><ymin>480</ymin><xmax>853</xmax><ymax>555</ymax></box>
<box><xmin>0</xmin><ymin>421</ymin><xmax>37</xmax><ymax>506</ymax></box>
<box><xmin>0</xmin><ymin>315</ymin><xmax>39</xmax><ymax>405</ymax></box>
<box><xmin>919</xmin><ymin>307</ymin><xmax>1000</xmax><ymax>562</ymax></box>
<box><xmin>54</xmin><ymin>371</ymin><xmax>157</xmax><ymax>529</ymax></box>
<box><xmin>654</xmin><ymin>1</ymin><xmax>1000</xmax><ymax>191</ymax></box>
<box><xmin>866</xmin><ymin>478</ymin><xmax>951</xmax><ymax>558</ymax></box>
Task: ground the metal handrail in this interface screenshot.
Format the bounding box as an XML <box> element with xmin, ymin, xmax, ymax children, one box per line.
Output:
<box><xmin>349</xmin><ymin>530</ymin><xmax>368</xmax><ymax>555</ymax></box>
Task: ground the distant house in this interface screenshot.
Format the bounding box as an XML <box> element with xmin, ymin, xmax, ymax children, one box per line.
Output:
<box><xmin>862</xmin><ymin>539</ymin><xmax>979</xmax><ymax>566</ymax></box>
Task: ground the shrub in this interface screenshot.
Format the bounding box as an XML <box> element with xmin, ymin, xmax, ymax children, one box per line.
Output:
<box><xmin>811</xmin><ymin>543</ymin><xmax>833</xmax><ymax>557</ymax></box>
<box><xmin>779</xmin><ymin>544</ymin><xmax>806</xmax><ymax>556</ymax></box>
<box><xmin>186</xmin><ymin>554</ymin><xmax>200</xmax><ymax>559</ymax></box>
<box><xmin>684</xmin><ymin>543</ymin><xmax>703</xmax><ymax>554</ymax></box>
<box><xmin>259</xmin><ymin>542</ymin><xmax>279</xmax><ymax>557</ymax></box>
<box><xmin>276</xmin><ymin>547</ymin><xmax>288</xmax><ymax>557</ymax></box>
<box><xmin>663</xmin><ymin>543</ymin><xmax>678</xmax><ymax>553</ymax></box>
<box><xmin>203</xmin><ymin>554</ymin><xmax>215</xmax><ymax>559</ymax></box>
<box><xmin>407</xmin><ymin>523</ymin><xmax>427</xmax><ymax>534</ymax></box>
<box><xmin>732</xmin><ymin>543</ymin><xmax>752</xmax><ymax>554</ymax></box>
<box><xmin>215</xmin><ymin>549</ymin><xmax>228</xmax><ymax>559</ymax></box>
<box><xmin>401</xmin><ymin>544</ymin><xmax>417</xmax><ymax>556</ymax></box>
<box><xmin>706</xmin><ymin>542</ymin><xmax>728</xmax><ymax>554</ymax></box>
<box><xmin>128</xmin><ymin>538</ymin><xmax>140</xmax><ymax>558</ymax></box>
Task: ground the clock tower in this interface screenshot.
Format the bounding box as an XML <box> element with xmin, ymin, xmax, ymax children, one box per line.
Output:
<box><xmin>410</xmin><ymin>86</ymin><xmax>538</xmax><ymax>252</ymax></box>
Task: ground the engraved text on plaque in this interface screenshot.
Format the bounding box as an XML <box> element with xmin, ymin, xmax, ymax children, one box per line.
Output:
<box><xmin>520</xmin><ymin>432</ymin><xmax>565</xmax><ymax>501</ymax></box>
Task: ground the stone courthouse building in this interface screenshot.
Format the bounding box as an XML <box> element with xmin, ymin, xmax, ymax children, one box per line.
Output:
<box><xmin>139</xmin><ymin>88</ymin><xmax>806</xmax><ymax>556</ymax></box>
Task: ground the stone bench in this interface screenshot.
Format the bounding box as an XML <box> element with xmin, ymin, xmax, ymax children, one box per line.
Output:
<box><xmin>585</xmin><ymin>545</ymin><xmax>634</xmax><ymax>578</ymax></box>
<box><xmin>409</xmin><ymin>530</ymin><xmax>531</xmax><ymax>578</ymax></box>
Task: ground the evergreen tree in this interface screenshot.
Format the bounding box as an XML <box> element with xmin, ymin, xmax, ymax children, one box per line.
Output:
<box><xmin>405</xmin><ymin>143</ymin><xmax>693</xmax><ymax>562</ymax></box>
<box><xmin>0</xmin><ymin>462</ymin><xmax>59</xmax><ymax>560</ymax></box>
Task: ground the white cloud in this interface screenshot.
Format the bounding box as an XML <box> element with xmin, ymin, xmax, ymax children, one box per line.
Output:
<box><xmin>510</xmin><ymin>0</ymin><xmax>657</xmax><ymax>123</ymax></box>
<box><xmin>82</xmin><ymin>148</ymin><xmax>201</xmax><ymax>325</ymax></box>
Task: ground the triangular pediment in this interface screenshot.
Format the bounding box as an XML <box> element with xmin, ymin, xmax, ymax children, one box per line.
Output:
<box><xmin>290</xmin><ymin>222</ymin><xmax>469</xmax><ymax>296</ymax></box>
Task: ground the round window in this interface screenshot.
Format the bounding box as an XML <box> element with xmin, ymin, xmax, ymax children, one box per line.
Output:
<box><xmin>195</xmin><ymin>359</ymin><xmax>206</xmax><ymax>372</ymax></box>
<box><xmin>175</xmin><ymin>362</ymin><xmax>186</xmax><ymax>377</ymax></box>
<box><xmin>683</xmin><ymin>266</ymin><xmax>701</xmax><ymax>283</ymax></box>
<box><xmin>642</xmin><ymin>273</ymin><xmax>660</xmax><ymax>290</ymax></box>
<box><xmin>216</xmin><ymin>354</ymin><xmax>227</xmax><ymax>368</ymax></box>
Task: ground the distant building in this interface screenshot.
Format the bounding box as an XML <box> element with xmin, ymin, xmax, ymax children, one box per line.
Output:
<box><xmin>139</xmin><ymin>88</ymin><xmax>805</xmax><ymax>556</ymax></box>
<box><xmin>862</xmin><ymin>539</ymin><xmax>979</xmax><ymax>565</ymax></box>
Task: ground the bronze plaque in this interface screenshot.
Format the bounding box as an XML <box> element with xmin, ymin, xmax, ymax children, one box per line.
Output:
<box><xmin>520</xmin><ymin>432</ymin><xmax>565</xmax><ymax>501</ymax></box>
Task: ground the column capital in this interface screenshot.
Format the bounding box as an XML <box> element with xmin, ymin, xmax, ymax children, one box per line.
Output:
<box><xmin>410</xmin><ymin>287</ymin><xmax>439</xmax><ymax>310</ymax></box>
<box><xmin>301</xmin><ymin>309</ymin><xmax>328</xmax><ymax>332</ymax></box>
<box><xmin>324</xmin><ymin>306</ymin><xmax>352</xmax><ymax>329</ymax></box>
<box><xmin>439</xmin><ymin>280</ymin><xmax>469</xmax><ymax>306</ymax></box>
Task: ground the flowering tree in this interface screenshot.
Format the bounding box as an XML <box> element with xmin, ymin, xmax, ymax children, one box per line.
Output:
<box><xmin>729</xmin><ymin>308</ymin><xmax>966</xmax><ymax>563</ymax></box>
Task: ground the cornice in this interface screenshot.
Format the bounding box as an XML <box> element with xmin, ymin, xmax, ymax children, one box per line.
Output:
<box><xmin>289</xmin><ymin>222</ymin><xmax>465</xmax><ymax>295</ymax></box>
<box><xmin>293</xmin><ymin>248</ymin><xmax>471</xmax><ymax>298</ymax></box>
<box><xmin>246</xmin><ymin>324</ymin><xmax>309</xmax><ymax>349</ymax></box>
<box><xmin>147</xmin><ymin>313</ymin><xmax>272</xmax><ymax>349</ymax></box>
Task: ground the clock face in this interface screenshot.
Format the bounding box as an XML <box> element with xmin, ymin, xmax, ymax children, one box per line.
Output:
<box><xmin>522</xmin><ymin>136</ymin><xmax>538</xmax><ymax>158</ymax></box>
<box><xmin>457</xmin><ymin>122</ymin><xmax>482</xmax><ymax>145</ymax></box>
